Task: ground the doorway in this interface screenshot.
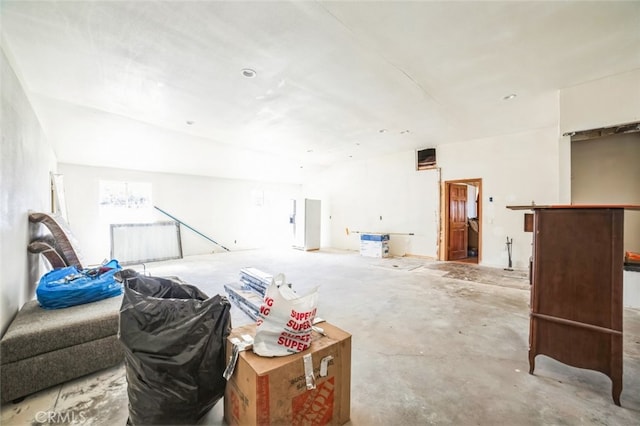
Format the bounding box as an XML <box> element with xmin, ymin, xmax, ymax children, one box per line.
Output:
<box><xmin>441</xmin><ymin>178</ymin><xmax>482</xmax><ymax>264</ymax></box>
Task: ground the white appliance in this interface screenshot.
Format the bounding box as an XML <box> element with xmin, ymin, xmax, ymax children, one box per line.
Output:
<box><xmin>291</xmin><ymin>198</ymin><xmax>321</xmax><ymax>251</ymax></box>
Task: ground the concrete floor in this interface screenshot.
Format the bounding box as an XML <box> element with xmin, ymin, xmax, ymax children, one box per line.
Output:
<box><xmin>2</xmin><ymin>248</ymin><xmax>639</xmax><ymax>425</ymax></box>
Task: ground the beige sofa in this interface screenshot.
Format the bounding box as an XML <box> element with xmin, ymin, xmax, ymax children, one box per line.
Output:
<box><xmin>0</xmin><ymin>295</ymin><xmax>123</xmax><ymax>403</ymax></box>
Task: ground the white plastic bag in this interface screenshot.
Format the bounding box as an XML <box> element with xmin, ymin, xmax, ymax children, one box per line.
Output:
<box><xmin>253</xmin><ymin>273</ymin><xmax>318</xmax><ymax>357</ymax></box>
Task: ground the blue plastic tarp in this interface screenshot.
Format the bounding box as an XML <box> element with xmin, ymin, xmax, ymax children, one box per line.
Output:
<box><xmin>36</xmin><ymin>259</ymin><xmax>123</xmax><ymax>309</ymax></box>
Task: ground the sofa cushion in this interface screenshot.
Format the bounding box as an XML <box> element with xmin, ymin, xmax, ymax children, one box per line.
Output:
<box><xmin>0</xmin><ymin>335</ymin><xmax>123</xmax><ymax>403</ymax></box>
<box><xmin>0</xmin><ymin>296</ymin><xmax>122</xmax><ymax>364</ymax></box>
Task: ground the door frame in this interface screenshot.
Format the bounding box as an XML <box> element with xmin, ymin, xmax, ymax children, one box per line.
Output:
<box><xmin>440</xmin><ymin>178</ymin><xmax>482</xmax><ymax>262</ymax></box>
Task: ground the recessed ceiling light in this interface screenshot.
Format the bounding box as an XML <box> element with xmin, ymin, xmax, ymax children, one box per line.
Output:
<box><xmin>503</xmin><ymin>93</ymin><xmax>517</xmax><ymax>100</ymax></box>
<box><xmin>241</xmin><ymin>68</ymin><xmax>257</xmax><ymax>78</ymax></box>
<box><xmin>186</xmin><ymin>120</ymin><xmax>195</xmax><ymax>125</ymax></box>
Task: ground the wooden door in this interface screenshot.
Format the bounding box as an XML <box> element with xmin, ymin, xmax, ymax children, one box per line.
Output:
<box><xmin>448</xmin><ymin>184</ymin><xmax>468</xmax><ymax>260</ymax></box>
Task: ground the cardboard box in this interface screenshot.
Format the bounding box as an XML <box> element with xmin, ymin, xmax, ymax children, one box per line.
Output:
<box><xmin>224</xmin><ymin>322</ymin><xmax>351</xmax><ymax>426</ymax></box>
<box><xmin>360</xmin><ymin>234</ymin><xmax>390</xmax><ymax>258</ymax></box>
<box><xmin>360</xmin><ymin>233</ymin><xmax>390</xmax><ymax>242</ymax></box>
<box><xmin>360</xmin><ymin>240</ymin><xmax>389</xmax><ymax>258</ymax></box>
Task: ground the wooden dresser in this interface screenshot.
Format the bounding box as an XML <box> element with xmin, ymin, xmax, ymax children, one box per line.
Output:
<box><xmin>507</xmin><ymin>204</ymin><xmax>640</xmax><ymax>406</ymax></box>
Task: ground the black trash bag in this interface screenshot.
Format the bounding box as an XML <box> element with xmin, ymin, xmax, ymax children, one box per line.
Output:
<box><xmin>118</xmin><ymin>270</ymin><xmax>231</xmax><ymax>425</ymax></box>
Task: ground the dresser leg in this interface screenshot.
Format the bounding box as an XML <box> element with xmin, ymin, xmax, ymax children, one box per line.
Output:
<box><xmin>612</xmin><ymin>377</ymin><xmax>622</xmax><ymax>406</ymax></box>
<box><xmin>528</xmin><ymin>350</ymin><xmax>535</xmax><ymax>374</ymax></box>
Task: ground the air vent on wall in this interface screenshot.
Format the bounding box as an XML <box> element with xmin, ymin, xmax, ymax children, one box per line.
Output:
<box><xmin>416</xmin><ymin>148</ymin><xmax>436</xmax><ymax>170</ymax></box>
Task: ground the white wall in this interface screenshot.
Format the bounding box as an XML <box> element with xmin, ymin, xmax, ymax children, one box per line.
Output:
<box><xmin>1</xmin><ymin>47</ymin><xmax>57</xmax><ymax>335</ymax></box>
<box><xmin>560</xmin><ymin>69</ymin><xmax>640</xmax><ymax>134</ymax></box>
<box><xmin>439</xmin><ymin>127</ymin><xmax>561</xmax><ymax>268</ymax></box>
<box><xmin>58</xmin><ymin>164</ymin><xmax>302</xmax><ymax>265</ymax></box>
<box><xmin>562</xmin><ymin>70</ymin><xmax>640</xmax><ymax>307</ymax></box>
<box><xmin>571</xmin><ymin>133</ymin><xmax>640</xmax><ymax>252</ymax></box>
<box><xmin>305</xmin><ymin>150</ymin><xmax>441</xmax><ymax>258</ymax></box>
<box><xmin>306</xmin><ymin>126</ymin><xmax>561</xmax><ymax>268</ymax></box>
<box><xmin>559</xmin><ymin>69</ymin><xmax>640</xmax><ymax>201</ymax></box>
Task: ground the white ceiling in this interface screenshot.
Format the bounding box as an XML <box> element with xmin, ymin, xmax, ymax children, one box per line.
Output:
<box><xmin>2</xmin><ymin>1</ymin><xmax>639</xmax><ymax>183</ymax></box>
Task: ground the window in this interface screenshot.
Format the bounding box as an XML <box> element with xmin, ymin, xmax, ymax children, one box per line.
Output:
<box><xmin>99</xmin><ymin>180</ymin><xmax>153</xmax><ymax>223</ymax></box>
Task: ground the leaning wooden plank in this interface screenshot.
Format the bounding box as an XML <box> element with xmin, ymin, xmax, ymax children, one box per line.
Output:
<box><xmin>28</xmin><ymin>212</ymin><xmax>85</xmax><ymax>269</ymax></box>
<box><xmin>27</xmin><ymin>240</ymin><xmax>67</xmax><ymax>269</ymax></box>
